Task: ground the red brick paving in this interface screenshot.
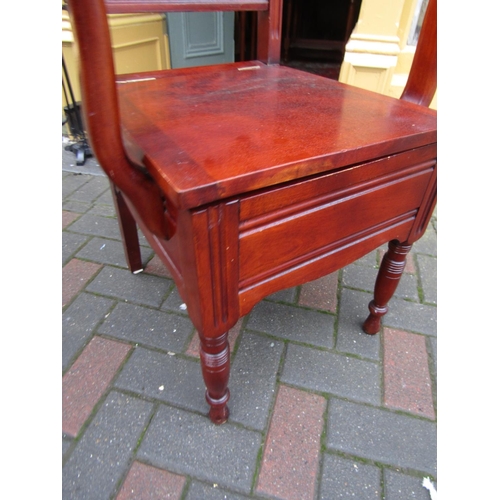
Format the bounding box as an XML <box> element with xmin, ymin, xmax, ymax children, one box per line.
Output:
<box><xmin>383</xmin><ymin>328</ymin><xmax>435</xmax><ymax>419</ymax></box>
<box><xmin>298</xmin><ymin>272</ymin><xmax>338</xmax><ymax>312</ymax></box>
<box><xmin>62</xmin><ymin>210</ymin><xmax>79</xmax><ymax>229</ymax></box>
<box><xmin>116</xmin><ymin>461</ymin><xmax>186</xmax><ymax>500</ymax></box>
<box><xmin>144</xmin><ymin>255</ymin><xmax>173</xmax><ymax>278</ymax></box>
<box><xmin>256</xmin><ymin>385</ymin><xmax>326</xmax><ymax>500</ymax></box>
<box><xmin>62</xmin><ymin>336</ymin><xmax>132</xmax><ymax>437</ymax></box>
<box><xmin>185</xmin><ymin>318</ymin><xmax>243</xmax><ymax>357</ymax></box>
<box><xmin>62</xmin><ymin>258</ymin><xmax>102</xmax><ymax>307</ymax></box>
<box><xmin>404</xmin><ymin>253</ymin><xmax>416</xmax><ymax>273</ymax></box>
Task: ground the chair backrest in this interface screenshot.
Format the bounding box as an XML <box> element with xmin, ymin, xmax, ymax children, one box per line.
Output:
<box><xmin>67</xmin><ymin>0</ymin><xmax>283</xmax><ymax>240</ymax></box>
<box><xmin>104</xmin><ymin>1</ymin><xmax>282</xmax><ymax>63</ymax></box>
<box><xmin>401</xmin><ymin>0</ymin><xmax>437</xmax><ymax>107</ymax></box>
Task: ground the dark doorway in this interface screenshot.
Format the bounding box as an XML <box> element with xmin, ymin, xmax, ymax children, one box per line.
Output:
<box><xmin>235</xmin><ymin>0</ymin><xmax>361</xmax><ymax>80</ymax></box>
<box><xmin>282</xmin><ymin>0</ymin><xmax>362</xmax><ymax>79</ymax></box>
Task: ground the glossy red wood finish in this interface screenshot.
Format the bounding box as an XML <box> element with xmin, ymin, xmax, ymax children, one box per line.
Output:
<box><xmin>110</xmin><ymin>183</ymin><xmax>144</xmax><ymax>273</ymax></box>
<box><xmin>105</xmin><ymin>0</ymin><xmax>269</xmax><ymax>13</ymax></box>
<box><xmin>116</xmin><ymin>62</ymin><xmax>436</xmax><ymax>210</ymax></box>
<box><xmin>68</xmin><ymin>0</ymin><xmax>437</xmax><ymax>424</ymax></box>
<box><xmin>363</xmin><ymin>241</ymin><xmax>412</xmax><ymax>334</ymax></box>
<box><xmin>401</xmin><ymin>0</ymin><xmax>437</xmax><ymax>107</ymax></box>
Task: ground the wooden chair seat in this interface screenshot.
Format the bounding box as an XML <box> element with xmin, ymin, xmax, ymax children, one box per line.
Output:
<box><xmin>117</xmin><ymin>61</ymin><xmax>436</xmax><ymax>210</ymax></box>
<box><xmin>67</xmin><ymin>0</ymin><xmax>437</xmax><ymax>424</ymax></box>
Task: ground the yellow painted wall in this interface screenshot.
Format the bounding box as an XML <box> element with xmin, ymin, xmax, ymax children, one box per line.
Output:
<box><xmin>62</xmin><ymin>7</ymin><xmax>171</xmax><ymax>113</ymax></box>
<box><xmin>339</xmin><ymin>0</ymin><xmax>436</xmax><ymax>109</ymax></box>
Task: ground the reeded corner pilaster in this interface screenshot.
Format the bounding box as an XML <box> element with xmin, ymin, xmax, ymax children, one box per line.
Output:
<box><xmin>178</xmin><ymin>200</ymin><xmax>241</xmax><ymax>423</ymax></box>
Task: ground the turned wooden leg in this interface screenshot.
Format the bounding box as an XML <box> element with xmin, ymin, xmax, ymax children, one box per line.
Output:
<box><xmin>199</xmin><ymin>332</ymin><xmax>230</xmax><ymax>425</ymax></box>
<box><xmin>363</xmin><ymin>240</ymin><xmax>412</xmax><ymax>335</ymax></box>
<box><xmin>110</xmin><ymin>183</ymin><xmax>143</xmax><ymax>274</ymax></box>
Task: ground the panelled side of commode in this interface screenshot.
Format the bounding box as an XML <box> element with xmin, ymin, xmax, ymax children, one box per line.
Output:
<box><xmin>238</xmin><ymin>144</ymin><xmax>437</xmax><ymax>315</ymax></box>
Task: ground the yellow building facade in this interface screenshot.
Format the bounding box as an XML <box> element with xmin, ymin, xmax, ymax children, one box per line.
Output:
<box><xmin>62</xmin><ymin>5</ymin><xmax>171</xmax><ymax>112</ymax></box>
<box><xmin>339</xmin><ymin>0</ymin><xmax>436</xmax><ymax>109</ymax></box>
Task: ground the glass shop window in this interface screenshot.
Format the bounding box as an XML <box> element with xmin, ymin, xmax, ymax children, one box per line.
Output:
<box><xmin>407</xmin><ymin>0</ymin><xmax>430</xmax><ymax>46</ymax></box>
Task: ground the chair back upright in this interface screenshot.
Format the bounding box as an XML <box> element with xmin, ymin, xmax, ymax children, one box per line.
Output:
<box><xmin>401</xmin><ymin>0</ymin><xmax>437</xmax><ymax>107</ymax></box>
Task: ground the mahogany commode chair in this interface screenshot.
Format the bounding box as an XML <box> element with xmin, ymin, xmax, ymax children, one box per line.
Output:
<box><xmin>67</xmin><ymin>0</ymin><xmax>437</xmax><ymax>424</ymax></box>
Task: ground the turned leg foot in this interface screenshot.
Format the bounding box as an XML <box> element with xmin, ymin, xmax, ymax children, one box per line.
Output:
<box><xmin>363</xmin><ymin>240</ymin><xmax>412</xmax><ymax>335</ymax></box>
<box><xmin>199</xmin><ymin>332</ymin><xmax>230</xmax><ymax>424</ymax></box>
<box><xmin>110</xmin><ymin>182</ymin><xmax>143</xmax><ymax>274</ymax></box>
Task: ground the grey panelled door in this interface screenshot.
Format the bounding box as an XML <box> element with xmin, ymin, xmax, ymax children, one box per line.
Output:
<box><xmin>166</xmin><ymin>12</ymin><xmax>235</xmax><ymax>69</ymax></box>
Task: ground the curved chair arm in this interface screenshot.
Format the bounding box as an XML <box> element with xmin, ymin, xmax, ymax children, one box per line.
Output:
<box><xmin>67</xmin><ymin>0</ymin><xmax>174</xmax><ymax>239</ymax></box>
<box><xmin>400</xmin><ymin>0</ymin><xmax>437</xmax><ymax>108</ymax></box>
